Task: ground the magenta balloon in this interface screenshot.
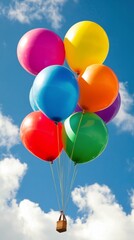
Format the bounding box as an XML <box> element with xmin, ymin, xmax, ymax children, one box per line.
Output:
<box><xmin>17</xmin><ymin>28</ymin><xmax>65</xmax><ymax>75</ymax></box>
<box><xmin>75</xmin><ymin>93</ymin><xmax>121</xmax><ymax>124</ymax></box>
<box><xmin>75</xmin><ymin>104</ymin><xmax>82</xmax><ymax>112</ymax></box>
<box><xmin>95</xmin><ymin>93</ymin><xmax>121</xmax><ymax>123</ymax></box>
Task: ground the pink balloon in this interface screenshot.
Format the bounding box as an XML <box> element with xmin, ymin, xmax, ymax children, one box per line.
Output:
<box><xmin>75</xmin><ymin>93</ymin><xmax>121</xmax><ymax>124</ymax></box>
<box><xmin>17</xmin><ymin>28</ymin><xmax>65</xmax><ymax>75</ymax></box>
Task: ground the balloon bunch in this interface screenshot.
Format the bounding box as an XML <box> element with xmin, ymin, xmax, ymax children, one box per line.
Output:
<box><xmin>18</xmin><ymin>21</ymin><xmax>121</xmax><ymax>165</ymax></box>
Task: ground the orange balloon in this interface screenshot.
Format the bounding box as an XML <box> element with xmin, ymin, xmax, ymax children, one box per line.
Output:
<box><xmin>78</xmin><ymin>64</ymin><xmax>119</xmax><ymax>112</ymax></box>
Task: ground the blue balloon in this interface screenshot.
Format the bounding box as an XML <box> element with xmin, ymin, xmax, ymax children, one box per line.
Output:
<box><xmin>32</xmin><ymin>65</ymin><xmax>79</xmax><ymax>122</ymax></box>
<box><xmin>29</xmin><ymin>87</ymin><xmax>39</xmax><ymax>111</ymax></box>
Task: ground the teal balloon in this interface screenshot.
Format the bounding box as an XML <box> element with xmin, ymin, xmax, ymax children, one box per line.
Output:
<box><xmin>62</xmin><ymin>112</ymin><xmax>108</xmax><ymax>164</ymax></box>
<box><xmin>29</xmin><ymin>87</ymin><xmax>39</xmax><ymax>111</ymax></box>
<box><xmin>32</xmin><ymin>65</ymin><xmax>79</xmax><ymax>122</ymax></box>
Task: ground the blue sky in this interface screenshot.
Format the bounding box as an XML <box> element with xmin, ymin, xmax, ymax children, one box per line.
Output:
<box><xmin>0</xmin><ymin>0</ymin><xmax>134</xmax><ymax>239</ymax></box>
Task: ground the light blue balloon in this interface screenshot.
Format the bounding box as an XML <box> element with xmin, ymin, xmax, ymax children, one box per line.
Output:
<box><xmin>32</xmin><ymin>65</ymin><xmax>79</xmax><ymax>122</ymax></box>
<box><xmin>29</xmin><ymin>87</ymin><xmax>39</xmax><ymax>111</ymax></box>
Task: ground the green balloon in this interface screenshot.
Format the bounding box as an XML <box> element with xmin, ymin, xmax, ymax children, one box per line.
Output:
<box><xmin>62</xmin><ymin>112</ymin><xmax>108</xmax><ymax>164</ymax></box>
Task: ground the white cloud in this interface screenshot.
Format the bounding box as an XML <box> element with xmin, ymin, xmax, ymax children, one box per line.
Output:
<box><xmin>71</xmin><ymin>184</ymin><xmax>134</xmax><ymax>240</ymax></box>
<box><xmin>0</xmin><ymin>156</ymin><xmax>27</xmax><ymax>205</ymax></box>
<box><xmin>0</xmin><ymin>111</ymin><xmax>19</xmax><ymax>150</ymax></box>
<box><xmin>127</xmin><ymin>158</ymin><xmax>134</xmax><ymax>172</ymax></box>
<box><xmin>0</xmin><ymin>157</ymin><xmax>134</xmax><ymax>240</ymax></box>
<box><xmin>0</xmin><ymin>0</ymin><xmax>68</xmax><ymax>29</ymax></box>
<box><xmin>130</xmin><ymin>191</ymin><xmax>134</xmax><ymax>209</ymax></box>
<box><xmin>112</xmin><ymin>82</ymin><xmax>134</xmax><ymax>134</ymax></box>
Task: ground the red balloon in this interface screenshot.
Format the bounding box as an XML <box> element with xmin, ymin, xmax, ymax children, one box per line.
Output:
<box><xmin>20</xmin><ymin>111</ymin><xmax>63</xmax><ymax>162</ymax></box>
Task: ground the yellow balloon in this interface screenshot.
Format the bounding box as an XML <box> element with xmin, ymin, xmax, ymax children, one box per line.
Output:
<box><xmin>64</xmin><ymin>21</ymin><xmax>109</xmax><ymax>74</ymax></box>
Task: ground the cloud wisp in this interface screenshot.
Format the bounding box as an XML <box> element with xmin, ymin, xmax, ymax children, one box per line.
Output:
<box><xmin>112</xmin><ymin>82</ymin><xmax>134</xmax><ymax>134</ymax></box>
<box><xmin>0</xmin><ymin>156</ymin><xmax>134</xmax><ymax>240</ymax></box>
<box><xmin>0</xmin><ymin>0</ymin><xmax>68</xmax><ymax>29</ymax></box>
<box><xmin>0</xmin><ymin>111</ymin><xmax>19</xmax><ymax>150</ymax></box>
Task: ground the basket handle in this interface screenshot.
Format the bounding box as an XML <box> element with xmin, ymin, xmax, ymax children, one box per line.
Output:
<box><xmin>59</xmin><ymin>211</ymin><xmax>66</xmax><ymax>221</ymax></box>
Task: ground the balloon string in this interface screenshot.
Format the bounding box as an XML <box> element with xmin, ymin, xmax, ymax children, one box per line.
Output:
<box><xmin>64</xmin><ymin>111</ymin><xmax>84</xmax><ymax>212</ymax></box>
<box><xmin>65</xmin><ymin>155</ymin><xmax>72</xmax><ymax>207</ymax></box>
<box><xmin>55</xmin><ymin>123</ymin><xmax>62</xmax><ymax>192</ymax></box>
<box><xmin>49</xmin><ymin>162</ymin><xmax>61</xmax><ymax>210</ymax></box>
<box><xmin>56</xmin><ymin>123</ymin><xmax>64</xmax><ymax>211</ymax></box>
<box><xmin>64</xmin><ymin>163</ymin><xmax>78</xmax><ymax>213</ymax></box>
<box><xmin>70</xmin><ymin>111</ymin><xmax>84</xmax><ymax>161</ymax></box>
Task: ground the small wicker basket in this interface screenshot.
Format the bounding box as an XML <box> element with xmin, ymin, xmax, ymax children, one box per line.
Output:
<box><xmin>56</xmin><ymin>211</ymin><xmax>67</xmax><ymax>233</ymax></box>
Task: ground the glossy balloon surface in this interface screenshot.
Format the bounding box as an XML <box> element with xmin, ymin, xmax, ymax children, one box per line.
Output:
<box><xmin>75</xmin><ymin>93</ymin><xmax>121</xmax><ymax>123</ymax></box>
<box><xmin>78</xmin><ymin>64</ymin><xmax>119</xmax><ymax>112</ymax></box>
<box><xmin>17</xmin><ymin>28</ymin><xmax>65</xmax><ymax>75</ymax></box>
<box><xmin>20</xmin><ymin>111</ymin><xmax>63</xmax><ymax>161</ymax></box>
<box><xmin>32</xmin><ymin>65</ymin><xmax>79</xmax><ymax>122</ymax></box>
<box><xmin>29</xmin><ymin>87</ymin><xmax>38</xmax><ymax>111</ymax></box>
<box><xmin>62</xmin><ymin>112</ymin><xmax>108</xmax><ymax>164</ymax></box>
<box><xmin>96</xmin><ymin>93</ymin><xmax>121</xmax><ymax>123</ymax></box>
<box><xmin>64</xmin><ymin>21</ymin><xmax>109</xmax><ymax>74</ymax></box>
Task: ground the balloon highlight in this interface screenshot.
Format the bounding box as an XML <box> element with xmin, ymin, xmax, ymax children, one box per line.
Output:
<box><xmin>64</xmin><ymin>21</ymin><xmax>109</xmax><ymax>74</ymax></box>
<box><xmin>78</xmin><ymin>64</ymin><xmax>119</xmax><ymax>112</ymax></box>
<box><xmin>20</xmin><ymin>111</ymin><xmax>63</xmax><ymax>161</ymax></box>
<box><xmin>32</xmin><ymin>65</ymin><xmax>79</xmax><ymax>122</ymax></box>
<box><xmin>17</xmin><ymin>28</ymin><xmax>65</xmax><ymax>75</ymax></box>
<box><xmin>62</xmin><ymin>112</ymin><xmax>108</xmax><ymax>164</ymax></box>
